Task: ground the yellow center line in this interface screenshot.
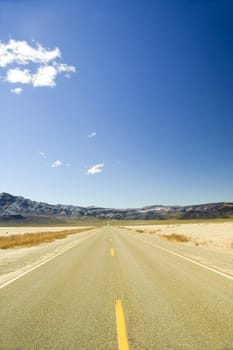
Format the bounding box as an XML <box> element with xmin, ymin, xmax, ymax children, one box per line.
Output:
<box><xmin>115</xmin><ymin>300</ymin><xmax>130</xmax><ymax>350</ymax></box>
<box><xmin>111</xmin><ymin>247</ymin><xmax>115</xmax><ymax>256</ymax></box>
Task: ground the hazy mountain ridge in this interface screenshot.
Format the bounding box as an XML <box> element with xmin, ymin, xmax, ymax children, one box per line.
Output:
<box><xmin>0</xmin><ymin>192</ymin><xmax>233</xmax><ymax>221</ymax></box>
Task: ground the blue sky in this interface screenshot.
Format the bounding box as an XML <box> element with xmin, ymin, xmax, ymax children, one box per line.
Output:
<box><xmin>0</xmin><ymin>0</ymin><xmax>232</xmax><ymax>208</ymax></box>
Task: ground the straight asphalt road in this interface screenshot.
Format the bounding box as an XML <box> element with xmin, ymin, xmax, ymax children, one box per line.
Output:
<box><xmin>0</xmin><ymin>226</ymin><xmax>233</xmax><ymax>350</ymax></box>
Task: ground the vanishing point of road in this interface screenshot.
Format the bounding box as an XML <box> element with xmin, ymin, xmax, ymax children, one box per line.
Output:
<box><xmin>0</xmin><ymin>226</ymin><xmax>233</xmax><ymax>349</ymax></box>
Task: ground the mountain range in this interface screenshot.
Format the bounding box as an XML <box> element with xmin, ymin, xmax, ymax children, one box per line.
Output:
<box><xmin>0</xmin><ymin>192</ymin><xmax>233</xmax><ymax>222</ymax></box>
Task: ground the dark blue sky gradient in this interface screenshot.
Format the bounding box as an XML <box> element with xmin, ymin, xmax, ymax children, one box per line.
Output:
<box><xmin>0</xmin><ymin>0</ymin><xmax>232</xmax><ymax>207</ymax></box>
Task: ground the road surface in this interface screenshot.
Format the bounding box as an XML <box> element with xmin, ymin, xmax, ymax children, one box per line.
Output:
<box><xmin>0</xmin><ymin>226</ymin><xmax>233</xmax><ymax>349</ymax></box>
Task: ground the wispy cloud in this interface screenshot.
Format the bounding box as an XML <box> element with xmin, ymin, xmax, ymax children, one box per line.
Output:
<box><xmin>39</xmin><ymin>151</ymin><xmax>46</xmax><ymax>156</ymax></box>
<box><xmin>88</xmin><ymin>131</ymin><xmax>97</xmax><ymax>138</ymax></box>
<box><xmin>51</xmin><ymin>160</ymin><xmax>63</xmax><ymax>168</ymax></box>
<box><xmin>0</xmin><ymin>39</ymin><xmax>60</xmax><ymax>67</ymax></box>
<box><xmin>87</xmin><ymin>163</ymin><xmax>104</xmax><ymax>175</ymax></box>
<box><xmin>10</xmin><ymin>87</ymin><xmax>22</xmax><ymax>94</ymax></box>
<box><xmin>0</xmin><ymin>39</ymin><xmax>76</xmax><ymax>92</ymax></box>
<box><xmin>54</xmin><ymin>62</ymin><xmax>76</xmax><ymax>74</ymax></box>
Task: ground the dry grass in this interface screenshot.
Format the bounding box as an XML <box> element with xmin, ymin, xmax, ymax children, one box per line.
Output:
<box><xmin>231</xmin><ymin>242</ymin><xmax>233</xmax><ymax>249</ymax></box>
<box><xmin>0</xmin><ymin>228</ymin><xmax>93</xmax><ymax>249</ymax></box>
<box><xmin>149</xmin><ymin>229</ymin><xmax>161</xmax><ymax>234</ymax></box>
<box><xmin>135</xmin><ymin>228</ymin><xmax>162</xmax><ymax>234</ymax></box>
<box><xmin>160</xmin><ymin>233</ymin><xmax>190</xmax><ymax>243</ymax></box>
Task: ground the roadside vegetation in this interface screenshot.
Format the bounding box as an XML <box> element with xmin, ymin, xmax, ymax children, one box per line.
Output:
<box><xmin>133</xmin><ymin>228</ymin><xmax>191</xmax><ymax>243</ymax></box>
<box><xmin>160</xmin><ymin>233</ymin><xmax>190</xmax><ymax>243</ymax></box>
<box><xmin>135</xmin><ymin>229</ymin><xmax>161</xmax><ymax>234</ymax></box>
<box><xmin>0</xmin><ymin>228</ymin><xmax>93</xmax><ymax>249</ymax></box>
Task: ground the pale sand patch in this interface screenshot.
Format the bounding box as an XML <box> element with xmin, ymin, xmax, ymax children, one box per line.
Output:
<box><xmin>124</xmin><ymin>222</ymin><xmax>233</xmax><ymax>250</ymax></box>
<box><xmin>0</xmin><ymin>226</ymin><xmax>93</xmax><ymax>236</ymax></box>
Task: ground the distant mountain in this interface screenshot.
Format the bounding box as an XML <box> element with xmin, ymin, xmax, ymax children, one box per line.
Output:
<box><xmin>0</xmin><ymin>192</ymin><xmax>233</xmax><ymax>222</ymax></box>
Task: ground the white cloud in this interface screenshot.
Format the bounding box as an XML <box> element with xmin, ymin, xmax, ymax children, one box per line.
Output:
<box><xmin>39</xmin><ymin>151</ymin><xmax>46</xmax><ymax>156</ymax></box>
<box><xmin>32</xmin><ymin>64</ymin><xmax>75</xmax><ymax>87</ymax></box>
<box><xmin>55</xmin><ymin>62</ymin><xmax>76</xmax><ymax>74</ymax></box>
<box><xmin>87</xmin><ymin>163</ymin><xmax>104</xmax><ymax>175</ymax></box>
<box><xmin>88</xmin><ymin>131</ymin><xmax>97</xmax><ymax>138</ymax></box>
<box><xmin>10</xmin><ymin>87</ymin><xmax>22</xmax><ymax>94</ymax></box>
<box><xmin>33</xmin><ymin>65</ymin><xmax>57</xmax><ymax>87</ymax></box>
<box><xmin>51</xmin><ymin>160</ymin><xmax>63</xmax><ymax>168</ymax></box>
<box><xmin>6</xmin><ymin>68</ymin><xmax>32</xmax><ymax>84</ymax></box>
<box><xmin>0</xmin><ymin>39</ymin><xmax>75</xmax><ymax>92</ymax></box>
<box><xmin>0</xmin><ymin>39</ymin><xmax>60</xmax><ymax>67</ymax></box>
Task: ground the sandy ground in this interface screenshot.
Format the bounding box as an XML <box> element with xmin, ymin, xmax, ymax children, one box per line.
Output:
<box><xmin>124</xmin><ymin>222</ymin><xmax>233</xmax><ymax>251</ymax></box>
<box><xmin>0</xmin><ymin>226</ymin><xmax>93</xmax><ymax>236</ymax></box>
